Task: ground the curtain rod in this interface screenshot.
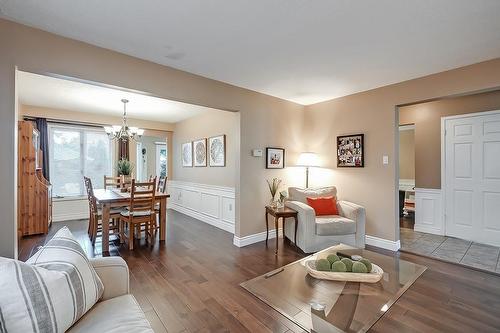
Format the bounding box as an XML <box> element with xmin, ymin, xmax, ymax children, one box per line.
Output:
<box><xmin>22</xmin><ymin>116</ymin><xmax>173</xmax><ymax>134</ymax></box>
<box><xmin>22</xmin><ymin>116</ymin><xmax>104</xmax><ymax>129</ymax></box>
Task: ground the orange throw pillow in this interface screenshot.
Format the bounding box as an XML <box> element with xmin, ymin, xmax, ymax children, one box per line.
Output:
<box><xmin>306</xmin><ymin>196</ymin><xmax>339</xmax><ymax>216</ymax></box>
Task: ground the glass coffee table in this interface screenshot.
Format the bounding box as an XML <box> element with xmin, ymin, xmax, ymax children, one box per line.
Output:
<box><xmin>241</xmin><ymin>244</ymin><xmax>426</xmax><ymax>333</ymax></box>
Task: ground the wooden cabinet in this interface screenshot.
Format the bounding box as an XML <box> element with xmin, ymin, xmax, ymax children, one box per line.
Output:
<box><xmin>18</xmin><ymin>121</ymin><xmax>52</xmax><ymax>236</ymax></box>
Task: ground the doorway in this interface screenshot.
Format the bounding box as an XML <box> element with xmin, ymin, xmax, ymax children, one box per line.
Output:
<box><xmin>398</xmin><ymin>124</ymin><xmax>415</xmax><ymax>231</ymax></box>
<box><xmin>135</xmin><ymin>135</ymin><xmax>168</xmax><ymax>181</ymax></box>
<box><xmin>397</xmin><ymin>90</ymin><xmax>500</xmax><ymax>273</ymax></box>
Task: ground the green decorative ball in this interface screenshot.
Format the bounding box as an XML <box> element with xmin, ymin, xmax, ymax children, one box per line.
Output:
<box><xmin>352</xmin><ymin>261</ymin><xmax>368</xmax><ymax>273</ymax></box>
<box><xmin>359</xmin><ymin>258</ymin><xmax>373</xmax><ymax>272</ymax></box>
<box><xmin>331</xmin><ymin>261</ymin><xmax>347</xmax><ymax>272</ymax></box>
<box><xmin>316</xmin><ymin>259</ymin><xmax>331</xmax><ymax>271</ymax></box>
<box><xmin>326</xmin><ymin>254</ymin><xmax>340</xmax><ymax>265</ymax></box>
<box><xmin>340</xmin><ymin>258</ymin><xmax>353</xmax><ymax>272</ymax></box>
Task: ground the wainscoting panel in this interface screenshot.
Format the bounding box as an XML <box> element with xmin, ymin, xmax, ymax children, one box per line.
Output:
<box><xmin>52</xmin><ymin>198</ymin><xmax>89</xmax><ymax>222</ymax></box>
<box><xmin>168</xmin><ymin>181</ymin><xmax>235</xmax><ymax>234</ymax></box>
<box><xmin>221</xmin><ymin>197</ymin><xmax>235</xmax><ymax>224</ymax></box>
<box><xmin>414</xmin><ymin>188</ymin><xmax>443</xmax><ymax>235</ymax></box>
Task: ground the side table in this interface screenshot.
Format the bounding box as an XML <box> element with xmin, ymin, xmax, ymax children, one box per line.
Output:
<box><xmin>265</xmin><ymin>205</ymin><xmax>298</xmax><ymax>255</ymax></box>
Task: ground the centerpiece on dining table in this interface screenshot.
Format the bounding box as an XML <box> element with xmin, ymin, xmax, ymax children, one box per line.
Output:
<box><xmin>116</xmin><ymin>158</ymin><xmax>134</xmax><ymax>192</ymax></box>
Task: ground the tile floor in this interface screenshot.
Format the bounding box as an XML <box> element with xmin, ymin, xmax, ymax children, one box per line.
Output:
<box><xmin>400</xmin><ymin>228</ymin><xmax>500</xmax><ymax>274</ymax></box>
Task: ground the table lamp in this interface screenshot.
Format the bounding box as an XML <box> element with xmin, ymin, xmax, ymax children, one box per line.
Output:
<box><xmin>297</xmin><ymin>152</ymin><xmax>319</xmax><ymax>188</ymax></box>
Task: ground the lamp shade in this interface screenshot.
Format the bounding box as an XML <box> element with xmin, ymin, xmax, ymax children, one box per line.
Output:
<box><xmin>297</xmin><ymin>152</ymin><xmax>319</xmax><ymax>167</ymax></box>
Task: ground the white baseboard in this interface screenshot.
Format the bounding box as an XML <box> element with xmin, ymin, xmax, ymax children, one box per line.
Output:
<box><xmin>365</xmin><ymin>235</ymin><xmax>401</xmax><ymax>252</ymax></box>
<box><xmin>233</xmin><ymin>231</ymin><xmax>399</xmax><ymax>251</ymax></box>
<box><xmin>170</xmin><ymin>202</ymin><xmax>235</xmax><ymax>234</ymax></box>
<box><xmin>233</xmin><ymin>228</ymin><xmax>283</xmax><ymax>247</ymax></box>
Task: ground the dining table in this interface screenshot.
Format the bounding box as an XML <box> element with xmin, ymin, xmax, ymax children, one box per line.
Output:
<box><xmin>93</xmin><ymin>188</ymin><xmax>170</xmax><ymax>254</ymax></box>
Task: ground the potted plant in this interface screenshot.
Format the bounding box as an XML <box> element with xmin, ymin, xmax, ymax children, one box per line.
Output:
<box><xmin>116</xmin><ymin>158</ymin><xmax>134</xmax><ymax>192</ymax></box>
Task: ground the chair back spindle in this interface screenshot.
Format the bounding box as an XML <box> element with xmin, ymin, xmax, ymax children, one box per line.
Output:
<box><xmin>104</xmin><ymin>176</ymin><xmax>122</xmax><ymax>189</ymax></box>
<box><xmin>157</xmin><ymin>176</ymin><xmax>168</xmax><ymax>194</ymax></box>
<box><xmin>129</xmin><ymin>178</ymin><xmax>157</xmax><ymax>216</ymax></box>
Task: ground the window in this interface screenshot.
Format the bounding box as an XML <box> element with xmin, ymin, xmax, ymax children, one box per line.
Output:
<box><xmin>49</xmin><ymin>124</ymin><xmax>112</xmax><ymax>197</ymax></box>
<box><xmin>156</xmin><ymin>143</ymin><xmax>167</xmax><ymax>178</ymax></box>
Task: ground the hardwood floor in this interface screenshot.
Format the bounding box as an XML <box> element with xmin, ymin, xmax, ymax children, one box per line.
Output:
<box><xmin>19</xmin><ymin>210</ymin><xmax>500</xmax><ymax>332</ymax></box>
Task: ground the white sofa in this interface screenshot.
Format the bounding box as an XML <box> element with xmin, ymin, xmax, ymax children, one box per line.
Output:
<box><xmin>284</xmin><ymin>186</ymin><xmax>366</xmax><ymax>253</ymax></box>
<box><xmin>68</xmin><ymin>256</ymin><xmax>153</xmax><ymax>333</ymax></box>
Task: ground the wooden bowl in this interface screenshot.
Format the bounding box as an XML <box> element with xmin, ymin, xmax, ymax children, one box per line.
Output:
<box><xmin>304</xmin><ymin>259</ymin><xmax>383</xmax><ymax>283</ymax></box>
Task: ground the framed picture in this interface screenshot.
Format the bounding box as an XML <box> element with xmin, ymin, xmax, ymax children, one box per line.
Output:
<box><xmin>266</xmin><ymin>147</ymin><xmax>285</xmax><ymax>169</ymax></box>
<box><xmin>337</xmin><ymin>134</ymin><xmax>364</xmax><ymax>167</ymax></box>
<box><xmin>193</xmin><ymin>138</ymin><xmax>207</xmax><ymax>167</ymax></box>
<box><xmin>208</xmin><ymin>135</ymin><xmax>226</xmax><ymax>167</ymax></box>
<box><xmin>181</xmin><ymin>142</ymin><xmax>193</xmax><ymax>167</ymax></box>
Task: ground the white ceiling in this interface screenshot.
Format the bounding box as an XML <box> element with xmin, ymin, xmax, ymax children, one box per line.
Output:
<box><xmin>18</xmin><ymin>71</ymin><xmax>218</xmax><ymax>123</ymax></box>
<box><xmin>3</xmin><ymin>1</ymin><xmax>500</xmax><ymax>105</ymax></box>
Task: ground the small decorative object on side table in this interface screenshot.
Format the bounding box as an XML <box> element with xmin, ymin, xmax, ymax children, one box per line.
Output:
<box><xmin>265</xmin><ymin>205</ymin><xmax>298</xmax><ymax>255</ymax></box>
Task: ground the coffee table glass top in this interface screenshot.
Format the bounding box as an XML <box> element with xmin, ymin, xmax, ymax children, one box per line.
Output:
<box><xmin>240</xmin><ymin>244</ymin><xmax>426</xmax><ymax>333</ymax></box>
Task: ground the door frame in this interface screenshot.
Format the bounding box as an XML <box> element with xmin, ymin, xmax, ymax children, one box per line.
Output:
<box><xmin>440</xmin><ymin>109</ymin><xmax>500</xmax><ymax>237</ymax></box>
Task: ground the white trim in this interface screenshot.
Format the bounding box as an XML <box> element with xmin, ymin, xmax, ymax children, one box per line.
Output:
<box><xmin>399</xmin><ymin>179</ymin><xmax>415</xmax><ymax>191</ymax></box>
<box><xmin>365</xmin><ymin>235</ymin><xmax>401</xmax><ymax>252</ymax></box>
<box><xmin>52</xmin><ymin>195</ymin><xmax>87</xmax><ymax>202</ymax></box>
<box><xmin>169</xmin><ymin>180</ymin><xmax>235</xmax><ymax>194</ymax></box>
<box><xmin>441</xmin><ymin>109</ymin><xmax>500</xmax><ymax>238</ymax></box>
<box><xmin>170</xmin><ymin>202</ymin><xmax>235</xmax><ymax>234</ymax></box>
<box><xmin>233</xmin><ymin>228</ymin><xmax>283</xmax><ymax>247</ymax></box>
<box><xmin>155</xmin><ymin>143</ymin><xmax>167</xmax><ymax>178</ymax></box>
<box><xmin>232</xmin><ymin>230</ymin><xmax>399</xmax><ymax>251</ymax></box>
<box><xmin>414</xmin><ymin>187</ymin><xmax>441</xmax><ymax>194</ymax></box>
<box><xmin>168</xmin><ymin>180</ymin><xmax>235</xmax><ymax>234</ymax></box>
<box><xmin>399</xmin><ymin>124</ymin><xmax>415</xmax><ymax>131</ymax></box>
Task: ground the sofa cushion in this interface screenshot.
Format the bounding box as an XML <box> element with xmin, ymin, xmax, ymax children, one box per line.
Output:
<box><xmin>288</xmin><ymin>186</ymin><xmax>337</xmax><ymax>204</ymax></box>
<box><xmin>68</xmin><ymin>295</ymin><xmax>154</xmax><ymax>333</ymax></box>
<box><xmin>120</xmin><ymin>209</ymin><xmax>153</xmax><ymax>217</ymax></box>
<box><xmin>18</xmin><ymin>227</ymin><xmax>104</xmax><ymax>331</ymax></box>
<box><xmin>0</xmin><ymin>227</ymin><xmax>104</xmax><ymax>333</ymax></box>
<box><xmin>315</xmin><ymin>215</ymin><xmax>356</xmax><ymax>236</ymax></box>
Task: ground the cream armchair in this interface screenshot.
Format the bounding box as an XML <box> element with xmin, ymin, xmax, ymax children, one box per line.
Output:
<box><xmin>284</xmin><ymin>186</ymin><xmax>365</xmax><ymax>253</ymax></box>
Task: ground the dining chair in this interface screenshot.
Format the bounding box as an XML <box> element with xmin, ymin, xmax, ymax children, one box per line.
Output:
<box><xmin>104</xmin><ymin>175</ymin><xmax>122</xmax><ymax>189</ymax></box>
<box><xmin>152</xmin><ymin>176</ymin><xmax>167</xmax><ymax>232</ymax></box>
<box><xmin>157</xmin><ymin>176</ymin><xmax>168</xmax><ymax>194</ymax></box>
<box><xmin>84</xmin><ymin>176</ymin><xmax>122</xmax><ymax>245</ymax></box>
<box><xmin>119</xmin><ymin>178</ymin><xmax>157</xmax><ymax>250</ymax></box>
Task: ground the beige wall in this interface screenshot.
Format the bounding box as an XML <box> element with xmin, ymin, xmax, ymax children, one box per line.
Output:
<box><xmin>172</xmin><ymin>111</ymin><xmax>239</xmax><ymax>187</ymax></box>
<box><xmin>1</xmin><ymin>18</ymin><xmax>499</xmax><ymax>258</ymax></box>
<box><xmin>399</xmin><ymin>129</ymin><xmax>415</xmax><ymax>180</ymax></box>
<box><xmin>399</xmin><ymin>89</ymin><xmax>500</xmax><ymax>189</ymax></box>
<box><xmin>0</xmin><ymin>19</ymin><xmax>304</xmax><ymax>257</ymax></box>
<box><xmin>304</xmin><ymin>60</ymin><xmax>500</xmax><ymax>242</ymax></box>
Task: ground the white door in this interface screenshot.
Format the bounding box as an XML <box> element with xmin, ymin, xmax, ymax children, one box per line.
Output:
<box><xmin>445</xmin><ymin>111</ymin><xmax>500</xmax><ymax>246</ymax></box>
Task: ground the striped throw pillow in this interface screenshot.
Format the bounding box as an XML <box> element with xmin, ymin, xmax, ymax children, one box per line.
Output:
<box><xmin>0</xmin><ymin>227</ymin><xmax>103</xmax><ymax>332</ymax></box>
